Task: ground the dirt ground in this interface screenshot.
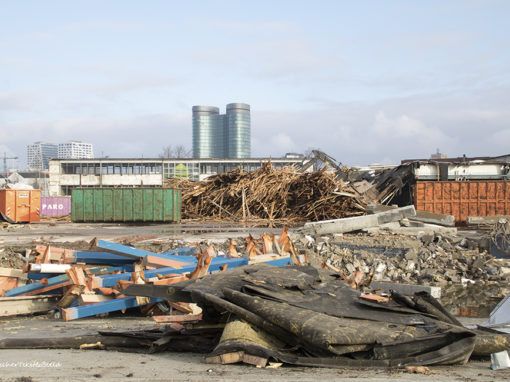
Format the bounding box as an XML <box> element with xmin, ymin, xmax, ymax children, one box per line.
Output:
<box><xmin>0</xmin><ymin>221</ymin><xmax>509</xmax><ymax>381</ymax></box>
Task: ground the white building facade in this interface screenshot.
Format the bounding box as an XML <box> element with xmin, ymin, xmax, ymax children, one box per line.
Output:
<box><xmin>48</xmin><ymin>157</ymin><xmax>306</xmax><ymax>196</ymax></box>
<box><xmin>58</xmin><ymin>141</ymin><xmax>94</xmax><ymax>159</ymax></box>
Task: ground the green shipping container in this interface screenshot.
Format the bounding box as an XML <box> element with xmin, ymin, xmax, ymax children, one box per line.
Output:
<box><xmin>71</xmin><ymin>188</ymin><xmax>181</xmax><ymax>222</ymax></box>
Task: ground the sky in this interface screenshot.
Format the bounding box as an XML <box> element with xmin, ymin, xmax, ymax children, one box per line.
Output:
<box><xmin>1</xmin><ymin>0</ymin><xmax>509</xmax><ymax>168</ymax></box>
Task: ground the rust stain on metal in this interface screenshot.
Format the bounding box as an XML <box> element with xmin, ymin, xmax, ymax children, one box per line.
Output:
<box><xmin>415</xmin><ymin>181</ymin><xmax>510</xmax><ymax>223</ymax></box>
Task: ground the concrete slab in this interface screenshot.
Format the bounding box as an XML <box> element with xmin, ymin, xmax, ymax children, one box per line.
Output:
<box><xmin>299</xmin><ymin>206</ymin><xmax>416</xmax><ymax>235</ymax></box>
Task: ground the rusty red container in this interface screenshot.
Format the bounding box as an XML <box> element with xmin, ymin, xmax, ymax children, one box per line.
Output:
<box><xmin>41</xmin><ymin>196</ymin><xmax>71</xmax><ymax>217</ymax></box>
<box><xmin>414</xmin><ymin>181</ymin><xmax>510</xmax><ymax>223</ymax></box>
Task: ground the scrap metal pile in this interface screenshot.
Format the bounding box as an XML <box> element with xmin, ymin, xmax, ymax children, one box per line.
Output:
<box><xmin>166</xmin><ymin>162</ymin><xmax>365</xmax><ymax>223</ymax></box>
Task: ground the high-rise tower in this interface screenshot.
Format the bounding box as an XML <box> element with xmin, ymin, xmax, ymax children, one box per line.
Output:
<box><xmin>226</xmin><ymin>103</ymin><xmax>250</xmax><ymax>159</ymax></box>
<box><xmin>192</xmin><ymin>103</ymin><xmax>251</xmax><ymax>159</ymax></box>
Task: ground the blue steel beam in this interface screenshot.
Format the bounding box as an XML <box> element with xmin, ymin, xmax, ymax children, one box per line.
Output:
<box><xmin>91</xmin><ymin>240</ymin><xmax>195</xmax><ymax>261</ymax></box>
<box><xmin>6</xmin><ymin>265</ymin><xmax>134</xmax><ymax>297</ymax></box>
<box><xmin>62</xmin><ymin>297</ymin><xmax>163</xmax><ymax>320</ymax></box>
<box><xmin>93</xmin><ymin>257</ymin><xmax>249</xmax><ymax>288</ymax></box>
<box><xmin>6</xmin><ymin>274</ymin><xmax>70</xmax><ymax>297</ymax></box>
<box><xmin>72</xmin><ymin>252</ymin><xmax>136</xmax><ymax>265</ymax></box>
<box><xmin>61</xmin><ymin>256</ymin><xmax>297</xmax><ymax>320</ymax></box>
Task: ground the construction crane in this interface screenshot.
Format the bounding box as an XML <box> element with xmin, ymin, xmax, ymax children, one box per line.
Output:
<box><xmin>3</xmin><ymin>152</ymin><xmax>18</xmax><ymax>175</ymax></box>
<box><xmin>298</xmin><ymin>150</ymin><xmax>343</xmax><ymax>173</ymax></box>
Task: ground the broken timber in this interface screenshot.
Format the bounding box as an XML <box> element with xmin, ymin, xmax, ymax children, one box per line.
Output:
<box><xmin>0</xmin><ymin>295</ymin><xmax>59</xmax><ymax>317</ymax></box>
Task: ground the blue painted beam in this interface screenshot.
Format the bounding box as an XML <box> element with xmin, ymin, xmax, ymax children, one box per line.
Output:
<box><xmin>72</xmin><ymin>251</ymin><xmax>136</xmax><ymax>265</ymax></box>
<box><xmin>263</xmin><ymin>257</ymin><xmax>295</xmax><ymax>267</ymax></box>
<box><xmin>6</xmin><ymin>265</ymin><xmax>134</xmax><ymax>297</ymax></box>
<box><xmin>93</xmin><ymin>257</ymin><xmax>249</xmax><ymax>288</ymax></box>
<box><xmin>6</xmin><ymin>274</ymin><xmax>70</xmax><ymax>297</ymax></box>
<box><xmin>92</xmin><ymin>239</ymin><xmax>157</xmax><ymax>259</ymax></box>
<box><xmin>62</xmin><ymin>296</ymin><xmax>163</xmax><ymax>320</ymax></box>
<box><xmin>27</xmin><ymin>273</ymin><xmax>54</xmax><ymax>280</ymax></box>
<box><xmin>86</xmin><ymin>265</ymin><xmax>134</xmax><ymax>275</ymax></box>
<box><xmin>92</xmin><ymin>240</ymin><xmax>197</xmax><ymax>262</ymax></box>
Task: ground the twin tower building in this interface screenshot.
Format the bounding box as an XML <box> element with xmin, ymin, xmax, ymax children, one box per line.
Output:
<box><xmin>192</xmin><ymin>103</ymin><xmax>250</xmax><ymax>159</ymax></box>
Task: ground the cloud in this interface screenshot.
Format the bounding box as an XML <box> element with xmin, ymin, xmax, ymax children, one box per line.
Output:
<box><xmin>1</xmin><ymin>112</ymin><xmax>190</xmax><ymax>168</ymax></box>
<box><xmin>56</xmin><ymin>20</ymin><xmax>154</xmax><ymax>33</ymax></box>
<box><xmin>189</xmin><ymin>37</ymin><xmax>337</xmax><ymax>82</ymax></box>
<box><xmin>0</xmin><ymin>91</ymin><xmax>43</xmax><ymax>112</ymax></box>
<box><xmin>250</xmin><ymin>40</ymin><xmax>337</xmax><ymax>80</ymax></box>
<box><xmin>91</xmin><ymin>76</ymin><xmax>185</xmax><ymax>99</ymax></box>
<box><xmin>3</xmin><ymin>84</ymin><xmax>509</xmax><ymax>170</ymax></box>
<box><xmin>201</xmin><ymin>20</ymin><xmax>296</xmax><ymax>34</ymax></box>
<box><xmin>252</xmin><ymin>85</ymin><xmax>509</xmax><ymax>164</ymax></box>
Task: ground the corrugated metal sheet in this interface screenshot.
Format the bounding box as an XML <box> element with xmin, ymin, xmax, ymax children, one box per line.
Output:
<box><xmin>71</xmin><ymin>188</ymin><xmax>181</xmax><ymax>222</ymax></box>
<box><xmin>414</xmin><ymin>181</ymin><xmax>510</xmax><ymax>223</ymax></box>
<box><xmin>0</xmin><ymin>189</ymin><xmax>41</xmax><ymax>223</ymax></box>
<box><xmin>41</xmin><ymin>196</ymin><xmax>71</xmax><ymax>217</ymax></box>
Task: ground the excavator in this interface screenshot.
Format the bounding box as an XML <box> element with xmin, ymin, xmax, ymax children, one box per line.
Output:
<box><xmin>297</xmin><ymin>150</ymin><xmax>344</xmax><ymax>173</ymax></box>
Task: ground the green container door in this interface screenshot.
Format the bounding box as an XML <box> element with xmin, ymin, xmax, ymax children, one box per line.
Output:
<box><xmin>71</xmin><ymin>188</ymin><xmax>181</xmax><ymax>222</ymax></box>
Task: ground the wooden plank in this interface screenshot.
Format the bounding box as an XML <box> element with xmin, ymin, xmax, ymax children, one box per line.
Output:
<box><xmin>141</xmin><ymin>255</ymin><xmax>187</xmax><ymax>269</ymax></box>
<box><xmin>152</xmin><ymin>313</ymin><xmax>202</xmax><ymax>323</ymax></box>
<box><xmin>0</xmin><ymin>268</ymin><xmax>25</xmax><ymax>279</ymax></box>
<box><xmin>152</xmin><ymin>276</ymin><xmax>188</xmax><ymax>285</ymax></box>
<box><xmin>0</xmin><ymin>277</ymin><xmax>19</xmax><ymax>295</ymax></box>
<box><xmin>0</xmin><ymin>295</ymin><xmax>59</xmax><ymax>317</ymax></box>
<box><xmin>78</xmin><ymin>294</ymin><xmax>115</xmax><ymax>305</ymax></box>
<box><xmin>248</xmin><ymin>254</ymin><xmax>286</xmax><ymax>264</ymax></box>
<box><xmin>206</xmin><ymin>351</ymin><xmax>244</xmax><ymax>364</ymax></box>
<box><xmin>205</xmin><ymin>351</ymin><xmax>268</xmax><ymax>367</ymax></box>
<box><xmin>242</xmin><ymin>354</ymin><xmax>268</xmax><ymax>367</ymax></box>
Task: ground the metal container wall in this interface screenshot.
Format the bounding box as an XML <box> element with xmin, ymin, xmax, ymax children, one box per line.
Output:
<box><xmin>414</xmin><ymin>181</ymin><xmax>510</xmax><ymax>223</ymax></box>
<box><xmin>41</xmin><ymin>196</ymin><xmax>71</xmax><ymax>217</ymax></box>
<box><xmin>0</xmin><ymin>189</ymin><xmax>41</xmax><ymax>223</ymax></box>
<box><xmin>71</xmin><ymin>188</ymin><xmax>181</xmax><ymax>222</ymax></box>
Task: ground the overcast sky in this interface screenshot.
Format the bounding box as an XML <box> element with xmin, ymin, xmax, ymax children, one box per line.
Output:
<box><xmin>1</xmin><ymin>0</ymin><xmax>509</xmax><ymax>168</ymax></box>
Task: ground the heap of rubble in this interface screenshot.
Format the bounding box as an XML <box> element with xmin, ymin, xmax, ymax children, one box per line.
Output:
<box><xmin>311</xmin><ymin>233</ymin><xmax>509</xmax><ymax>287</ymax></box>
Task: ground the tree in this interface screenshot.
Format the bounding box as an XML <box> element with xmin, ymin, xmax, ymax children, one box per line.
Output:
<box><xmin>159</xmin><ymin>145</ymin><xmax>192</xmax><ymax>159</ymax></box>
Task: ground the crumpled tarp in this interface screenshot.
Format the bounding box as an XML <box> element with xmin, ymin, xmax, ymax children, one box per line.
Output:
<box><xmin>125</xmin><ymin>264</ymin><xmax>510</xmax><ymax>367</ymax></box>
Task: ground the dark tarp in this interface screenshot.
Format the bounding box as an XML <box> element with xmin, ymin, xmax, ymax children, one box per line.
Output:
<box><xmin>124</xmin><ymin>264</ymin><xmax>502</xmax><ymax>366</ymax></box>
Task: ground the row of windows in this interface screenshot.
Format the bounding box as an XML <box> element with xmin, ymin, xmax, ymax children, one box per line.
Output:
<box><xmin>61</xmin><ymin>163</ymin><xmax>162</xmax><ymax>175</ymax></box>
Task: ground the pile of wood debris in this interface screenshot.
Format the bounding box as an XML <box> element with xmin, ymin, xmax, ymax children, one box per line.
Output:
<box><xmin>166</xmin><ymin>162</ymin><xmax>365</xmax><ymax>224</ymax></box>
<box><xmin>0</xmin><ymin>229</ymin><xmax>299</xmax><ymax>320</ymax></box>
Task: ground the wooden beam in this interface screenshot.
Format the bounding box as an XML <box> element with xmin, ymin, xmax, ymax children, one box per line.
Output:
<box><xmin>78</xmin><ymin>294</ymin><xmax>115</xmax><ymax>305</ymax></box>
<box><xmin>0</xmin><ymin>268</ymin><xmax>25</xmax><ymax>279</ymax></box>
<box><xmin>0</xmin><ymin>295</ymin><xmax>59</xmax><ymax>317</ymax></box>
<box><xmin>152</xmin><ymin>313</ymin><xmax>202</xmax><ymax>323</ymax></box>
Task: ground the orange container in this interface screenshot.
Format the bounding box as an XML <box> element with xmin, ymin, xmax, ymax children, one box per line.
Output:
<box><xmin>0</xmin><ymin>189</ymin><xmax>41</xmax><ymax>223</ymax></box>
<box><xmin>414</xmin><ymin>181</ymin><xmax>510</xmax><ymax>223</ymax></box>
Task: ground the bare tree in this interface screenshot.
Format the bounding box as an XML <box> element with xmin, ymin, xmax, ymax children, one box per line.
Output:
<box><xmin>159</xmin><ymin>145</ymin><xmax>192</xmax><ymax>158</ymax></box>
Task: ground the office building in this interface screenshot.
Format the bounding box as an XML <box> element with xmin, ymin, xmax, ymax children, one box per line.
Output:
<box><xmin>48</xmin><ymin>156</ymin><xmax>304</xmax><ymax>196</ymax></box>
<box><xmin>192</xmin><ymin>103</ymin><xmax>250</xmax><ymax>159</ymax></box>
<box><xmin>58</xmin><ymin>141</ymin><xmax>94</xmax><ymax>159</ymax></box>
<box><xmin>27</xmin><ymin>142</ymin><xmax>58</xmax><ymax>170</ymax></box>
